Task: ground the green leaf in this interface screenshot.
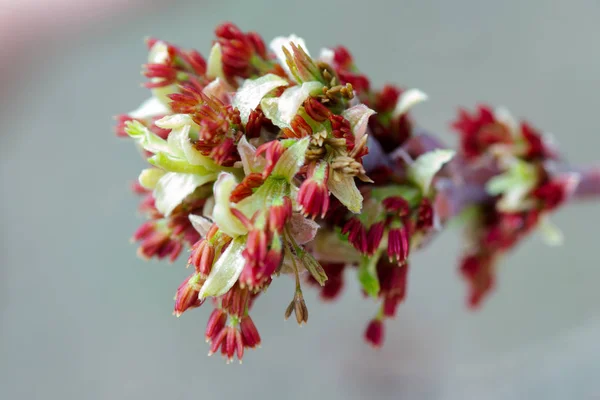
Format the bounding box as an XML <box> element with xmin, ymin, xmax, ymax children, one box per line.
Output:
<box><xmin>138</xmin><ymin>168</ymin><xmax>165</xmax><ymax>190</ymax></box>
<box><xmin>155</xmin><ymin>116</ymin><xmax>220</xmax><ymax>170</ymax></box>
<box><xmin>124</xmin><ymin>120</ymin><xmax>170</xmax><ymax>154</ymax></box>
<box><xmin>153</xmin><ymin>172</ymin><xmax>217</xmax><ymax>217</ymax></box>
<box><xmin>199</xmin><ymin>236</ymin><xmax>247</xmax><ymax>299</ymax></box>
<box><xmin>298</xmin><ymin>249</ymin><xmax>328</xmax><ymax>286</ymax></box>
<box><xmin>408</xmin><ymin>149</ymin><xmax>455</xmax><ymax>195</ymax></box>
<box><xmin>270</xmin><ymin>137</ymin><xmax>310</xmax><ymax>181</ymax></box>
<box><xmin>392</xmin><ymin>88</ymin><xmax>428</xmax><ymax>118</ymax></box>
<box><xmin>538</xmin><ymin>216</ymin><xmax>564</xmax><ymax>246</ymax></box>
<box><xmin>358</xmin><ymin>255</ymin><xmax>380</xmax><ymax>297</ymax></box>
<box><xmin>237</xmin><ymin>135</ymin><xmax>265</xmax><ymax>175</ymax></box>
<box><xmin>260</xmin><ymin>81</ymin><xmax>323</xmax><ymax>128</ymax></box>
<box><xmin>486</xmin><ymin>158</ymin><xmax>538</xmax><ymax>211</ymax></box>
<box><xmin>206</xmin><ymin>43</ymin><xmax>225</xmax><ymax>80</ymax></box>
<box><xmin>342</xmin><ymin>104</ymin><xmax>376</xmax><ymax>142</ymax></box>
<box><xmin>328</xmin><ymin>172</ymin><xmax>363</xmax><ymax>213</ymax></box>
<box><xmin>232</xmin><ymin>73</ymin><xmax>289</xmax><ymax>124</ymax></box>
<box><xmin>211</xmin><ymin>173</ymin><xmax>250</xmax><ymax>238</ymax></box>
<box><xmin>148</xmin><ymin>152</ymin><xmax>213</xmax><ymax>175</ymax></box>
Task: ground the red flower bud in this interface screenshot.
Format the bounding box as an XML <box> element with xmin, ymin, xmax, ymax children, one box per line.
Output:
<box><xmin>342</xmin><ymin>218</ymin><xmax>368</xmax><ymax>254</ymax></box>
<box><xmin>173</xmin><ymin>273</ymin><xmax>204</xmax><ymax>317</ymax></box>
<box><xmin>364</xmin><ymin>319</ymin><xmax>384</xmax><ymax>347</ymax></box>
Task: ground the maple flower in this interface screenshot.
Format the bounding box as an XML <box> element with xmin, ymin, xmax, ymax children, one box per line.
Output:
<box><xmin>116</xmin><ymin>23</ymin><xmax>599</xmax><ymax>362</ymax></box>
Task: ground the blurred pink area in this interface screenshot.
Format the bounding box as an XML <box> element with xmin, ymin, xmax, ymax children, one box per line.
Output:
<box><xmin>0</xmin><ymin>0</ymin><xmax>150</xmax><ymax>63</ymax></box>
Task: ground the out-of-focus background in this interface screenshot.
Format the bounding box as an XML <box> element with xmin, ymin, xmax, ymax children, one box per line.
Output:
<box><xmin>1</xmin><ymin>0</ymin><xmax>600</xmax><ymax>399</ymax></box>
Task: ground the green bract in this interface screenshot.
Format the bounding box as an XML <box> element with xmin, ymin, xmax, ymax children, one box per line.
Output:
<box><xmin>486</xmin><ymin>158</ymin><xmax>538</xmax><ymax>211</ymax></box>
<box><xmin>232</xmin><ymin>73</ymin><xmax>289</xmax><ymax>124</ymax></box>
<box><xmin>261</xmin><ymin>81</ymin><xmax>323</xmax><ymax>128</ymax></box>
<box><xmin>125</xmin><ymin>116</ymin><xmax>223</xmax><ymax>216</ymax></box>
<box><xmin>408</xmin><ymin>149</ymin><xmax>455</xmax><ymax>196</ymax></box>
<box><xmin>199</xmin><ymin>236</ymin><xmax>247</xmax><ymax>299</ymax></box>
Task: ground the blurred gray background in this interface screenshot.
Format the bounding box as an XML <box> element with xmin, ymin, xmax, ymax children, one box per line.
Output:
<box><xmin>1</xmin><ymin>0</ymin><xmax>600</xmax><ymax>399</ymax></box>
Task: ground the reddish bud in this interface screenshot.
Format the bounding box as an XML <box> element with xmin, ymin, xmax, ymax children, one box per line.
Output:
<box><xmin>337</xmin><ymin>71</ymin><xmax>370</xmax><ymax>94</ymax></box>
<box><xmin>367</xmin><ymin>221</ymin><xmax>385</xmax><ymax>255</ymax></box>
<box><xmin>451</xmin><ymin>105</ymin><xmax>515</xmax><ymax>159</ymax></box>
<box><xmin>208</xmin><ymin>325</ymin><xmax>242</xmax><ymax>363</ymax></box>
<box><xmin>333</xmin><ymin>46</ymin><xmax>353</xmax><ymax>68</ymax></box>
<box><xmin>256</xmin><ymin>140</ymin><xmax>285</xmax><ymax>177</ymax></box>
<box><xmin>230</xmin><ymin>173</ymin><xmax>265</xmax><ymax>203</ymax></box>
<box><xmin>205</xmin><ymin>308</ymin><xmax>227</xmax><ymax>342</ymax></box>
<box><xmin>382</xmin><ymin>196</ymin><xmax>411</xmax><ymax>216</ymax></box>
<box><xmin>239</xmin><ymin>316</ymin><xmax>261</xmax><ymax>348</ymax></box>
<box><xmin>415</xmin><ymin>198</ymin><xmax>434</xmax><ymax>231</ymax></box>
<box><xmin>298</xmin><ymin>163</ymin><xmax>330</xmax><ymax>219</ymax></box>
<box><xmin>180</xmin><ymin>49</ymin><xmax>206</xmax><ymax>76</ymax></box>
<box><xmin>245</xmin><ymin>109</ymin><xmax>266</xmax><ymax>139</ymax></box>
<box><xmin>382</xmin><ymin>295</ymin><xmax>401</xmax><ymax>317</ymax></box>
<box><xmin>342</xmin><ymin>218</ymin><xmax>368</xmax><ymax>254</ymax></box>
<box><xmin>220</xmin><ymin>284</ymin><xmax>250</xmax><ymax>318</ymax></box>
<box><xmin>210</xmin><ymin>137</ymin><xmax>239</xmax><ymax>167</ymax></box>
<box><xmin>188</xmin><ymin>239</ymin><xmax>215</xmax><ymax>275</ymax></box>
<box><xmin>304</xmin><ymin>97</ymin><xmax>331</xmax><ymax>122</ymax></box>
<box><xmin>215</xmin><ymin>22</ymin><xmax>268</xmax><ymax>79</ymax></box>
<box><xmin>460</xmin><ymin>254</ymin><xmax>495</xmax><ymax>309</ymax></box>
<box><xmin>533</xmin><ymin>179</ymin><xmax>569</xmax><ymax>211</ymax></box>
<box><xmin>173</xmin><ymin>273</ymin><xmax>204</xmax><ymax>316</ymax></box>
<box><xmin>364</xmin><ymin>319</ymin><xmax>384</xmax><ymax>347</ymax></box>
<box><xmin>143</xmin><ymin>63</ymin><xmax>178</xmax><ymax>88</ymax></box>
<box><xmin>133</xmin><ymin>222</ymin><xmax>184</xmax><ymax>262</ymax></box>
<box><xmin>375</xmin><ymin>85</ymin><xmax>401</xmax><ymax>112</ymax></box>
<box><xmin>329</xmin><ymin>114</ymin><xmax>355</xmax><ymax>151</ymax></box>
<box><xmin>267</xmin><ymin>197</ymin><xmax>293</xmax><ymax>233</ymax></box>
<box><xmin>387</xmin><ymin>227</ymin><xmax>410</xmax><ymax>264</ymax></box>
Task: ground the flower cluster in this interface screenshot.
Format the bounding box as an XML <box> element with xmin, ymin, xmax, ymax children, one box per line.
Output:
<box><xmin>451</xmin><ymin>105</ymin><xmax>577</xmax><ymax>307</ymax></box>
<box><xmin>116</xmin><ymin>23</ymin><xmax>597</xmax><ymax>361</ymax></box>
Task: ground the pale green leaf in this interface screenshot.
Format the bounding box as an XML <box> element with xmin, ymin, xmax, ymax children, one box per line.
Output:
<box><xmin>408</xmin><ymin>149</ymin><xmax>455</xmax><ymax>195</ymax></box>
<box><xmin>300</xmin><ymin>250</ymin><xmax>328</xmax><ymax>286</ymax></box>
<box><xmin>328</xmin><ymin>171</ymin><xmax>363</xmax><ymax>213</ymax></box>
<box><xmin>260</xmin><ymin>81</ymin><xmax>323</xmax><ymax>128</ymax></box>
<box><xmin>538</xmin><ymin>216</ymin><xmax>564</xmax><ymax>246</ymax></box>
<box><xmin>188</xmin><ymin>214</ymin><xmax>213</xmax><ymax>237</ymax></box>
<box><xmin>148</xmin><ymin>40</ymin><xmax>169</xmax><ymax>64</ymax></box>
<box><xmin>148</xmin><ymin>152</ymin><xmax>212</xmax><ymax>175</ymax></box>
<box><xmin>211</xmin><ymin>173</ymin><xmax>249</xmax><ymax>238</ymax></box>
<box><xmin>342</xmin><ymin>104</ymin><xmax>376</xmax><ymax>142</ymax></box>
<box><xmin>270</xmin><ymin>137</ymin><xmax>310</xmax><ymax>181</ymax></box>
<box><xmin>138</xmin><ymin>168</ymin><xmax>165</xmax><ymax>190</ymax></box>
<box><xmin>233</xmin><ymin>73</ymin><xmax>289</xmax><ymax>124</ymax></box>
<box><xmin>486</xmin><ymin>159</ymin><xmax>538</xmax><ymax>211</ymax></box>
<box><xmin>154</xmin><ymin>172</ymin><xmax>217</xmax><ymax>217</ymax></box>
<box><xmin>392</xmin><ymin>88</ymin><xmax>428</xmax><ymax>118</ymax></box>
<box><xmin>125</xmin><ymin>120</ymin><xmax>171</xmax><ymax>154</ymax></box>
<box><xmin>358</xmin><ymin>255</ymin><xmax>380</xmax><ymax>297</ymax></box>
<box><xmin>206</xmin><ymin>43</ymin><xmax>225</xmax><ymax>80</ymax></box>
<box><xmin>199</xmin><ymin>236</ymin><xmax>247</xmax><ymax>299</ymax></box>
<box><xmin>237</xmin><ymin>135</ymin><xmax>265</xmax><ymax>175</ymax></box>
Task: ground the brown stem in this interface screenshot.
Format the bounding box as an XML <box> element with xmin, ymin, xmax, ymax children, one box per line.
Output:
<box><xmin>572</xmin><ymin>165</ymin><xmax>600</xmax><ymax>200</ymax></box>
